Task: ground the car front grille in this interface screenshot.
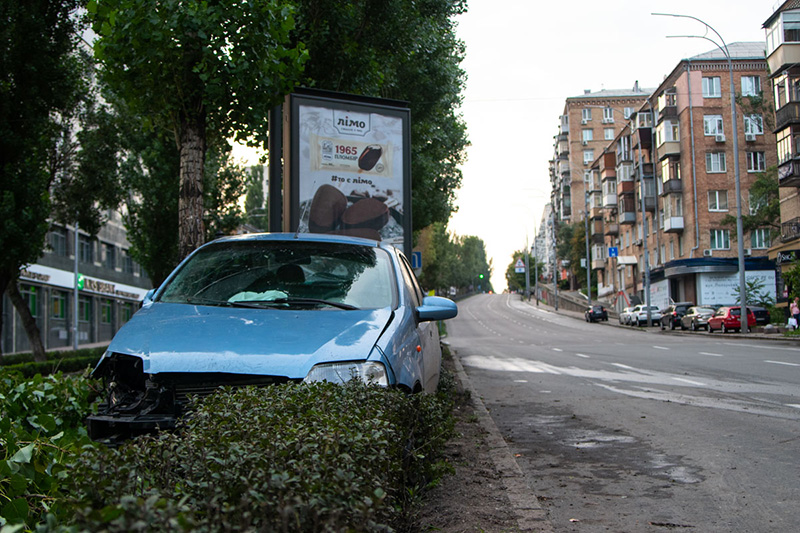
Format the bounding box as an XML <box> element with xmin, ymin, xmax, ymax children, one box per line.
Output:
<box><xmin>164</xmin><ymin>373</ymin><xmax>295</xmax><ymax>405</ymax></box>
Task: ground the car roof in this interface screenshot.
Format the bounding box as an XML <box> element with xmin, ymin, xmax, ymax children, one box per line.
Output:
<box><xmin>207</xmin><ymin>231</ymin><xmax>390</xmax><ymax>250</ymax></box>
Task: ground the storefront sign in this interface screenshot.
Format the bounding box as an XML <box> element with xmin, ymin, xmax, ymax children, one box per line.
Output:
<box><xmin>697</xmin><ymin>270</ymin><xmax>776</xmax><ymax>305</ymax></box>
<box><xmin>777</xmin><ymin>250</ymin><xmax>800</xmax><ymax>265</ymax></box>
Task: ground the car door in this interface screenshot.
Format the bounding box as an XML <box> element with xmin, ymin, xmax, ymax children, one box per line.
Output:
<box><xmin>397</xmin><ymin>251</ymin><xmax>440</xmax><ymax>393</ymax></box>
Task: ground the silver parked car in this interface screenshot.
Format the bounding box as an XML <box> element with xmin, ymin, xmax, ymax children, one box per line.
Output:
<box><xmin>630</xmin><ymin>304</ymin><xmax>662</xmax><ymax>326</ymax></box>
<box><xmin>680</xmin><ymin>306</ymin><xmax>715</xmax><ymax>331</ymax></box>
<box><xmin>619</xmin><ymin>306</ymin><xmax>636</xmax><ymax>325</ymax></box>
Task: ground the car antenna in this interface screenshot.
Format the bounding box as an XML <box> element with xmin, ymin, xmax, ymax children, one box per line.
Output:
<box><xmin>295</xmin><ymin>179</ymin><xmax>318</xmax><ymax>239</ymax></box>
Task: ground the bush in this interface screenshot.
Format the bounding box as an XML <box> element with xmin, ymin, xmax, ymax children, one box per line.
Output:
<box><xmin>59</xmin><ymin>380</ymin><xmax>455</xmax><ymax>532</ymax></box>
<box><xmin>0</xmin><ymin>347</ymin><xmax>106</xmax><ymax>378</ymax></box>
<box><xmin>0</xmin><ymin>371</ymin><xmax>98</xmax><ymax>529</ymax></box>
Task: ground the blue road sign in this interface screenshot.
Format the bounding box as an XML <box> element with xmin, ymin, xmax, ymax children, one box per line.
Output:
<box><xmin>609</xmin><ymin>247</ymin><xmax>619</xmax><ymax>258</ymax></box>
<box><xmin>411</xmin><ymin>251</ymin><xmax>422</xmax><ymax>269</ymax></box>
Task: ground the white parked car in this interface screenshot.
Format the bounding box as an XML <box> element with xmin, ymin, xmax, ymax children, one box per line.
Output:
<box><xmin>619</xmin><ymin>306</ymin><xmax>636</xmax><ymax>325</ymax></box>
<box><xmin>630</xmin><ymin>305</ymin><xmax>662</xmax><ymax>326</ymax></box>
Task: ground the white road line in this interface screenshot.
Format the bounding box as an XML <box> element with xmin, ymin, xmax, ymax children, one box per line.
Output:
<box><xmin>788</xmin><ymin>404</ymin><xmax>800</xmax><ymax>409</ymax></box>
<box><xmin>653</xmin><ymin>346</ymin><xmax>669</xmax><ymax>350</ymax></box>
<box><xmin>575</xmin><ymin>353</ymin><xmax>591</xmax><ymax>359</ymax></box>
<box><xmin>700</xmin><ymin>352</ymin><xmax>724</xmax><ymax>357</ymax></box>
<box><xmin>553</xmin><ymin>348</ymin><xmax>563</xmax><ymax>352</ymax></box>
<box><xmin>612</xmin><ymin>363</ymin><xmax>635</xmax><ymax>370</ymax></box>
<box><xmin>765</xmin><ymin>360</ymin><xmax>800</xmax><ymax>367</ymax></box>
<box><xmin>725</xmin><ymin>342</ymin><xmax>800</xmax><ymax>353</ymax></box>
<box><xmin>673</xmin><ymin>377</ymin><xmax>706</xmax><ymax>386</ymax></box>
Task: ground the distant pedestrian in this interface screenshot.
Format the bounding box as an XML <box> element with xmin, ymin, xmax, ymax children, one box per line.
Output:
<box><xmin>791</xmin><ymin>298</ymin><xmax>800</xmax><ymax>330</ymax></box>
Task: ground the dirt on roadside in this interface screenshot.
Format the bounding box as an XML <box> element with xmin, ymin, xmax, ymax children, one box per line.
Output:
<box><xmin>412</xmin><ymin>354</ymin><xmax>521</xmax><ymax>532</ymax></box>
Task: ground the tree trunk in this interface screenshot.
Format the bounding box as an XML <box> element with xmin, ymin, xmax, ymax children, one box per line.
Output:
<box><xmin>6</xmin><ymin>281</ymin><xmax>46</xmax><ymax>362</ymax></box>
<box><xmin>178</xmin><ymin>116</ymin><xmax>206</xmax><ymax>260</ymax></box>
<box><xmin>0</xmin><ymin>274</ymin><xmax>9</xmax><ymax>357</ymax></box>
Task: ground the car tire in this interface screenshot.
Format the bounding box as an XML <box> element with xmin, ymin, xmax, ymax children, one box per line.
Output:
<box><xmin>708</xmin><ymin>324</ymin><xmax>713</xmax><ymax>333</ymax></box>
<box><xmin>681</xmin><ymin>322</ymin><xmax>687</xmax><ymax>331</ymax></box>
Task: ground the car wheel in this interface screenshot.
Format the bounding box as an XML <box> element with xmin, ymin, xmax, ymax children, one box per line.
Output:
<box><xmin>708</xmin><ymin>324</ymin><xmax>713</xmax><ymax>333</ymax></box>
<box><xmin>681</xmin><ymin>322</ymin><xmax>687</xmax><ymax>331</ymax></box>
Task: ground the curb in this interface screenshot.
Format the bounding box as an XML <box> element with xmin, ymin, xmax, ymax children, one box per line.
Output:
<box><xmin>450</xmin><ymin>352</ymin><xmax>554</xmax><ymax>532</ymax></box>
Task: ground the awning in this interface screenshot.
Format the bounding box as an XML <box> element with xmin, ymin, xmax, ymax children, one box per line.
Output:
<box><xmin>616</xmin><ymin>255</ymin><xmax>637</xmax><ymax>268</ymax></box>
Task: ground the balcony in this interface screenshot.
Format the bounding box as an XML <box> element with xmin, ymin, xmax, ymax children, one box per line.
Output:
<box><xmin>591</xmin><ymin>259</ymin><xmax>606</xmax><ymax>271</ymax></box>
<box><xmin>618</xmin><ymin>180</ymin><xmax>635</xmax><ymax>195</ymax></box>
<box><xmin>782</xmin><ymin>217</ymin><xmax>800</xmax><ymax>243</ymax></box>
<box><xmin>779</xmin><ymin>158</ymin><xmax>800</xmax><ymax>188</ymax></box>
<box><xmin>620</xmin><ymin>212</ymin><xmax>637</xmax><ymax>224</ymax></box>
<box><xmin>604</xmin><ymin>222</ymin><xmax>619</xmax><ymax>236</ymax></box>
<box><xmin>590</xmin><ymin>206</ymin><xmax>604</xmax><ymax>219</ymax></box>
<box><xmin>603</xmin><ymin>193</ymin><xmax>617</xmax><ymax>208</ymax></box>
<box><xmin>619</xmin><ymin>197</ymin><xmax>637</xmax><ymax>225</ymax></box>
<box><xmin>661</xmin><ymin>178</ymin><xmax>682</xmax><ymax>195</ymax></box>
<box><xmin>634</xmin><ymin>162</ymin><xmax>654</xmax><ymax>180</ymax></box>
<box><xmin>644</xmin><ymin>196</ymin><xmax>656</xmax><ymax>212</ymax></box>
<box><xmin>633</xmin><ymin>127</ymin><xmax>652</xmax><ymax>150</ymax></box>
<box><xmin>657</xmin><ymin>140</ymin><xmax>680</xmax><ymax>159</ymax></box>
<box><xmin>663</xmin><ymin>216</ymin><xmax>684</xmax><ymax>233</ymax></box>
<box><xmin>776</xmin><ymin>101</ymin><xmax>800</xmax><ymax>132</ymax></box>
<box><xmin>658</xmin><ymin>105</ymin><xmax>677</xmax><ymax>121</ymax></box>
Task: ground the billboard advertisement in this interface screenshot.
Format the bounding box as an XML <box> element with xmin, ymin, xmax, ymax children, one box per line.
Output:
<box><xmin>284</xmin><ymin>90</ymin><xmax>411</xmax><ymax>255</ymax></box>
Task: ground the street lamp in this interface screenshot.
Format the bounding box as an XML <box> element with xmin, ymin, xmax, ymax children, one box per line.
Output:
<box><xmin>652</xmin><ymin>12</ymin><xmax>748</xmax><ymax>333</ymax></box>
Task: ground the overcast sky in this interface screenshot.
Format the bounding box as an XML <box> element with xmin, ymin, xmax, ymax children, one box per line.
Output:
<box><xmin>449</xmin><ymin>0</ymin><xmax>772</xmax><ymax>291</ymax></box>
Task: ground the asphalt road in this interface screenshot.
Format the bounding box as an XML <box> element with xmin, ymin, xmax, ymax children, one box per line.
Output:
<box><xmin>447</xmin><ymin>293</ymin><xmax>800</xmax><ymax>532</ymax></box>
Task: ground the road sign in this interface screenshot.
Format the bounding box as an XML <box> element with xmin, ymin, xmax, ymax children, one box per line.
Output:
<box><xmin>609</xmin><ymin>247</ymin><xmax>618</xmax><ymax>258</ymax></box>
<box><xmin>515</xmin><ymin>258</ymin><xmax>525</xmax><ymax>273</ymax></box>
<box><xmin>411</xmin><ymin>251</ymin><xmax>422</xmax><ymax>270</ymax></box>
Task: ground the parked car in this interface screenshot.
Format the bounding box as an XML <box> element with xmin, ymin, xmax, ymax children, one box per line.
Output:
<box><xmin>585</xmin><ymin>304</ymin><xmax>608</xmax><ymax>322</ymax></box>
<box><xmin>619</xmin><ymin>306</ymin><xmax>636</xmax><ymax>325</ymax></box>
<box><xmin>748</xmin><ymin>305</ymin><xmax>770</xmax><ymax>326</ymax></box>
<box><xmin>631</xmin><ymin>305</ymin><xmax>662</xmax><ymax>326</ymax></box>
<box><xmin>660</xmin><ymin>301</ymin><xmax>694</xmax><ymax>330</ymax></box>
<box><xmin>86</xmin><ymin>233</ymin><xmax>458</xmax><ymax>443</ymax></box>
<box><xmin>707</xmin><ymin>306</ymin><xmax>756</xmax><ymax>333</ymax></box>
<box><xmin>680</xmin><ymin>306</ymin><xmax>715</xmax><ymax>331</ymax></box>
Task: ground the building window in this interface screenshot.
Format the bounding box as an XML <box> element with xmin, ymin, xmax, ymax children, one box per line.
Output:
<box><xmin>21</xmin><ymin>285</ymin><xmax>39</xmax><ymax>318</ymax></box>
<box><xmin>100</xmin><ymin>299</ymin><xmax>113</xmax><ymax>324</ymax></box>
<box><xmin>103</xmin><ymin>242</ymin><xmax>116</xmax><ymax>270</ymax></box>
<box><xmin>661</xmin><ymin>158</ymin><xmax>681</xmax><ymax>182</ymax></box>
<box><xmin>678</xmin><ymin>235</ymin><xmax>684</xmax><ymax>256</ymax></box>
<box><xmin>604</xmin><ymin>128</ymin><xmax>614</xmax><ymax>140</ymax></box>
<box><xmin>121</xmin><ymin>302</ymin><xmax>134</xmax><ymax>323</ymax></box>
<box><xmin>583</xmin><ymin>150</ymin><xmax>594</xmax><ymax>165</ymax></box>
<box><xmin>78</xmin><ymin>296</ymin><xmax>91</xmax><ymax>323</ymax></box>
<box><xmin>49</xmin><ymin>227</ymin><xmax>67</xmax><ymax>256</ymax></box>
<box><xmin>79</xmin><ymin>235</ymin><xmax>94</xmax><ymax>264</ymax></box>
<box><xmin>746</xmin><ymin>151</ymin><xmax>766</xmax><ymax>172</ymax></box>
<box><xmin>751</xmin><ymin>228</ymin><xmax>771</xmax><ymax>249</ymax></box>
<box><xmin>657</xmin><ymin>120</ymin><xmax>679</xmax><ymax>144</ymax></box>
<box><xmin>582</xmin><ymin>129</ymin><xmax>593</xmax><ymax>142</ymax></box>
<box><xmin>777</xmin><ymin>127</ymin><xmax>793</xmax><ymax>164</ymax></box>
<box><xmin>623</xmin><ymin>107</ymin><xmax>633</xmax><ymax>119</ymax></box>
<box><xmin>703</xmin><ymin>115</ymin><xmax>724</xmax><ymax>136</ymax></box>
<box><xmin>741</xmin><ymin>76</ymin><xmax>761</xmax><ymax>97</ymax></box>
<box><xmin>708</xmin><ymin>190</ymin><xmax>729</xmax><ymax>212</ymax></box>
<box><xmin>706</xmin><ymin>152</ymin><xmax>727</xmax><ymax>173</ymax></box>
<box><xmin>603</xmin><ymin>107</ymin><xmax>614</xmax><ymax>123</ymax></box>
<box><xmin>582</xmin><ymin>108</ymin><xmax>592</xmax><ymax>122</ymax></box>
<box><xmin>669</xmin><ymin>240</ymin><xmax>675</xmax><ymax>261</ymax></box>
<box><xmin>703</xmin><ymin>77</ymin><xmax>722</xmax><ymax>98</ymax></box>
<box><xmin>710</xmin><ymin>229</ymin><xmax>730</xmax><ymax>250</ymax></box>
<box><xmin>743</xmin><ymin>114</ymin><xmax>764</xmax><ymax>135</ymax></box>
<box><xmin>51</xmin><ymin>291</ymin><xmax>67</xmax><ymax>320</ymax></box>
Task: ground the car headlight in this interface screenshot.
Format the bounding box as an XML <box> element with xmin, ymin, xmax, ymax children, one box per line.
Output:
<box><xmin>304</xmin><ymin>361</ymin><xmax>388</xmax><ymax>386</ymax></box>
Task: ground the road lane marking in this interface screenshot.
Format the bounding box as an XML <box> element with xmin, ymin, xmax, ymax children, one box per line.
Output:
<box><xmin>553</xmin><ymin>348</ymin><xmax>563</xmax><ymax>352</ymax></box>
<box><xmin>673</xmin><ymin>377</ymin><xmax>706</xmax><ymax>386</ymax></box>
<box><xmin>653</xmin><ymin>346</ymin><xmax>669</xmax><ymax>350</ymax></box>
<box><xmin>765</xmin><ymin>360</ymin><xmax>800</xmax><ymax>367</ymax></box>
<box><xmin>575</xmin><ymin>353</ymin><xmax>591</xmax><ymax>359</ymax></box>
<box><xmin>612</xmin><ymin>363</ymin><xmax>635</xmax><ymax>369</ymax></box>
<box><xmin>788</xmin><ymin>404</ymin><xmax>800</xmax><ymax>409</ymax></box>
<box><xmin>725</xmin><ymin>342</ymin><xmax>800</xmax><ymax>353</ymax></box>
<box><xmin>700</xmin><ymin>352</ymin><xmax>724</xmax><ymax>357</ymax></box>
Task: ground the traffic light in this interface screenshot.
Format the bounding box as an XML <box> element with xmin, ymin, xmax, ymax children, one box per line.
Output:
<box><xmin>479</xmin><ymin>274</ymin><xmax>484</xmax><ymax>279</ymax></box>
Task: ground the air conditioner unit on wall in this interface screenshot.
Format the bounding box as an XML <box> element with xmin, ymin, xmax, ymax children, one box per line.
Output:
<box><xmin>744</xmin><ymin>248</ymin><xmax>752</xmax><ymax>256</ymax></box>
<box><xmin>715</xmin><ymin>134</ymin><xmax>726</xmax><ymax>142</ymax></box>
<box><xmin>745</xmin><ymin>133</ymin><xmax>756</xmax><ymax>142</ymax></box>
<box><xmin>582</xmin><ymin>140</ymin><xmax>588</xmax><ymax>146</ymax></box>
<box><xmin>703</xmin><ymin>249</ymin><xmax>713</xmax><ymax>257</ymax></box>
<box><xmin>581</xmin><ymin>119</ymin><xmax>588</xmax><ymax>125</ymax></box>
<box><xmin>634</xmin><ymin>239</ymin><xmax>642</xmax><ymax>246</ymax></box>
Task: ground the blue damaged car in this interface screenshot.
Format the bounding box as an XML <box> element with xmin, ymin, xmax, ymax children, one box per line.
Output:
<box><xmin>86</xmin><ymin>233</ymin><xmax>457</xmax><ymax>443</ymax></box>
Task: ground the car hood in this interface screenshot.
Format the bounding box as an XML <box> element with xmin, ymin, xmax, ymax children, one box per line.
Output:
<box><xmin>105</xmin><ymin>302</ymin><xmax>393</xmax><ymax>378</ymax></box>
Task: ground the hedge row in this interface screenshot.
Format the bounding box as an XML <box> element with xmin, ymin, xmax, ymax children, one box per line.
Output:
<box><xmin>0</xmin><ymin>347</ymin><xmax>106</xmax><ymax>378</ymax></box>
<box><xmin>2</xmin><ymin>370</ymin><xmax>457</xmax><ymax>532</ymax></box>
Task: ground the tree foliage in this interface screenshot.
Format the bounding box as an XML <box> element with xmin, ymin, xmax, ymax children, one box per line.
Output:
<box><xmin>0</xmin><ymin>0</ymin><xmax>93</xmax><ymax>359</ymax></box>
<box><xmin>88</xmin><ymin>0</ymin><xmax>308</xmax><ymax>259</ymax></box>
<box><xmin>505</xmin><ymin>250</ymin><xmax>545</xmax><ymax>294</ymax></box>
<box><xmin>417</xmin><ymin>223</ymin><xmax>491</xmax><ymax>293</ymax></box>
<box><xmin>721</xmin><ymin>166</ymin><xmax>779</xmax><ymax>241</ymax></box>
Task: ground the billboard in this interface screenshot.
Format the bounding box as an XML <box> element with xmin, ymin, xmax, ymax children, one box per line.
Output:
<box><xmin>283</xmin><ymin>90</ymin><xmax>412</xmax><ymax>255</ymax></box>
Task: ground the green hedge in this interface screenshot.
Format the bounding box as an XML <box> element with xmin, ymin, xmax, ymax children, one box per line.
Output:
<box><xmin>0</xmin><ymin>347</ymin><xmax>105</xmax><ymax>378</ymax></box>
<box><xmin>60</xmin><ymin>381</ymin><xmax>455</xmax><ymax>532</ymax></box>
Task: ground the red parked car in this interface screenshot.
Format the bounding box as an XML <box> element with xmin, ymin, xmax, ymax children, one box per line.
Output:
<box><xmin>707</xmin><ymin>306</ymin><xmax>756</xmax><ymax>333</ymax></box>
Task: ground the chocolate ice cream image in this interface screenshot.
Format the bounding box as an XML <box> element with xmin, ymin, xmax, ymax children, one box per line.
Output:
<box><xmin>358</xmin><ymin>145</ymin><xmax>383</xmax><ymax>171</ymax></box>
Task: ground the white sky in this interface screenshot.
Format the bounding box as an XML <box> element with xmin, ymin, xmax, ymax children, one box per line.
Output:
<box><xmin>449</xmin><ymin>0</ymin><xmax>773</xmax><ymax>292</ymax></box>
<box><xmin>232</xmin><ymin>0</ymin><xmax>775</xmax><ymax>292</ymax></box>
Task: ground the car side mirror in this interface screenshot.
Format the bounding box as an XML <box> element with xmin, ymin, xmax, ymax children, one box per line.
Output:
<box><xmin>142</xmin><ymin>288</ymin><xmax>156</xmax><ymax>308</ymax></box>
<box><xmin>417</xmin><ymin>296</ymin><xmax>458</xmax><ymax>322</ymax></box>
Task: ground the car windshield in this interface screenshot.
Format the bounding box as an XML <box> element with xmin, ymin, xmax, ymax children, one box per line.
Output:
<box><xmin>158</xmin><ymin>240</ymin><xmax>397</xmax><ymax>310</ymax></box>
<box><xmin>731</xmin><ymin>308</ymin><xmax>741</xmax><ymax>317</ymax></box>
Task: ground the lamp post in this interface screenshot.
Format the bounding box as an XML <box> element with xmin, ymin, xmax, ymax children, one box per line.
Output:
<box><xmin>652</xmin><ymin>12</ymin><xmax>748</xmax><ymax>333</ymax></box>
<box><xmin>584</xmin><ymin>192</ymin><xmax>592</xmax><ymax>307</ymax></box>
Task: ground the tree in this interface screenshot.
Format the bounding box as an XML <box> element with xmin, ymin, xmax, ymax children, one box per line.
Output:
<box><xmin>505</xmin><ymin>251</ymin><xmax>545</xmax><ymax>294</ymax></box>
<box><xmin>292</xmin><ymin>0</ymin><xmax>469</xmax><ymax>230</ymax></box>
<box><xmin>0</xmin><ymin>0</ymin><xmax>90</xmax><ymax>359</ymax></box>
<box><xmin>89</xmin><ymin>0</ymin><xmax>308</xmax><ymax>260</ymax></box>
<box><xmin>244</xmin><ymin>165</ymin><xmax>268</xmax><ymax>231</ymax></box>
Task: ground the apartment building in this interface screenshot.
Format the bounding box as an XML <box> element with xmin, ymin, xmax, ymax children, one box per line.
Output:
<box><xmin>1</xmin><ymin>212</ymin><xmax>152</xmax><ymax>354</ymax></box>
<box><xmin>764</xmin><ymin>1</ymin><xmax>800</xmax><ymax>308</ymax></box>
<box><xmin>585</xmin><ymin>43</ymin><xmax>777</xmax><ymax>310</ymax></box>
<box><xmin>550</xmin><ymin>87</ymin><xmax>652</xmax><ymax>226</ymax></box>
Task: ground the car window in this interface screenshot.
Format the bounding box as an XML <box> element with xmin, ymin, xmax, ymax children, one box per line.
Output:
<box><xmin>397</xmin><ymin>251</ymin><xmax>423</xmax><ymax>308</ymax></box>
<box><xmin>158</xmin><ymin>240</ymin><xmax>398</xmax><ymax>309</ymax></box>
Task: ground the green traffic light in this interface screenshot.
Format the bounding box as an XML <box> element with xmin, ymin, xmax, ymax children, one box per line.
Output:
<box><xmin>479</xmin><ymin>274</ymin><xmax>484</xmax><ymax>279</ymax></box>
